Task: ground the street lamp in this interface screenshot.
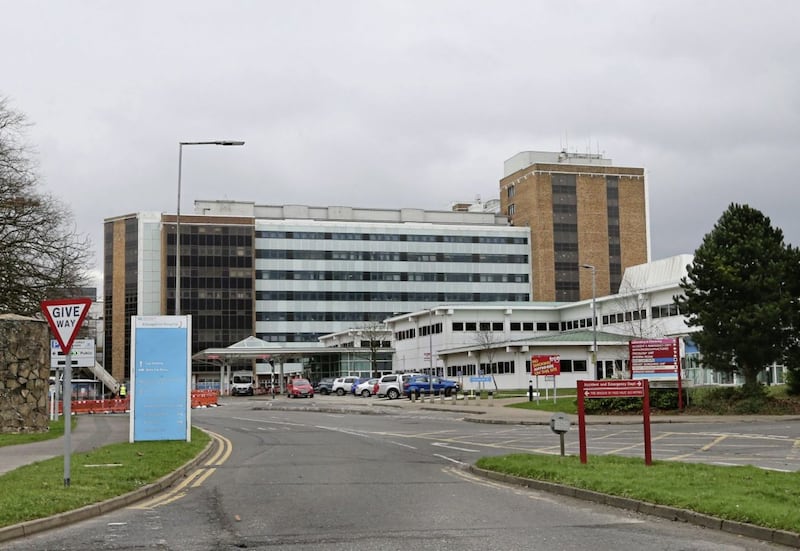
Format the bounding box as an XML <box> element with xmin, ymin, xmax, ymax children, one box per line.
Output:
<box><xmin>428</xmin><ymin>308</ymin><xmax>434</xmax><ymax>396</ymax></box>
<box><xmin>581</xmin><ymin>264</ymin><xmax>597</xmax><ymax>365</ymax></box>
<box><xmin>175</xmin><ymin>140</ymin><xmax>245</xmax><ymax>315</ymax></box>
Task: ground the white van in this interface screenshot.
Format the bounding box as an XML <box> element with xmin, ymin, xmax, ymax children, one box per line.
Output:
<box><xmin>231</xmin><ymin>371</ymin><xmax>254</xmax><ymax>396</ymax></box>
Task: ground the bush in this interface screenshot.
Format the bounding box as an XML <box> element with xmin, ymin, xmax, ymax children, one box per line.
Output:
<box><xmin>786</xmin><ymin>368</ymin><xmax>800</xmax><ymax>396</ymax></box>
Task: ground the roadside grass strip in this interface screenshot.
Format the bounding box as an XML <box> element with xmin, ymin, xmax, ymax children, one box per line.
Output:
<box><xmin>476</xmin><ymin>453</ymin><xmax>800</xmax><ymax>534</ymax></box>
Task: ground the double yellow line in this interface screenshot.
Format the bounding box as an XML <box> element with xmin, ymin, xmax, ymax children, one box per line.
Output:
<box><xmin>131</xmin><ymin>431</ymin><xmax>232</xmax><ymax>510</ymax></box>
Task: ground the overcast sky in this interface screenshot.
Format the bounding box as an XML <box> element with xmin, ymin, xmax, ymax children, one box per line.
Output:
<box><xmin>3</xmin><ymin>1</ymin><xmax>799</xmax><ymax>288</ymax></box>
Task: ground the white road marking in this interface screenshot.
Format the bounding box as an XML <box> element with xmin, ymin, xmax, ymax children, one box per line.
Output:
<box><xmin>432</xmin><ymin>442</ymin><xmax>479</xmax><ymax>453</ymax></box>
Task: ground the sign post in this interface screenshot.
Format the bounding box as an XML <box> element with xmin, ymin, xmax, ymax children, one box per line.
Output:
<box><xmin>41</xmin><ymin>297</ymin><xmax>93</xmax><ymax>487</ymax></box>
<box><xmin>530</xmin><ymin>355</ymin><xmax>560</xmax><ymax>404</ymax></box>
<box><xmin>577</xmin><ymin>379</ymin><xmax>651</xmax><ymax>465</ymax></box>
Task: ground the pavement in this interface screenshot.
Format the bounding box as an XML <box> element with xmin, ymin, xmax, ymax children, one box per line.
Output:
<box><xmin>2</xmin><ymin>395</ymin><xmax>799</xmax><ymax>547</ymax></box>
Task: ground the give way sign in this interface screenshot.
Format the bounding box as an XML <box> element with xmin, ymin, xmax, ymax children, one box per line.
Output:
<box><xmin>40</xmin><ymin>298</ymin><xmax>92</xmax><ymax>354</ymax></box>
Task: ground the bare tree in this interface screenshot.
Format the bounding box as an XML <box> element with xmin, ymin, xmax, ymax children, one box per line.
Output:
<box><xmin>355</xmin><ymin>321</ymin><xmax>391</xmax><ymax>378</ymax></box>
<box><xmin>473</xmin><ymin>328</ymin><xmax>502</xmax><ymax>390</ymax></box>
<box><xmin>0</xmin><ymin>97</ymin><xmax>92</xmax><ymax>315</ymax></box>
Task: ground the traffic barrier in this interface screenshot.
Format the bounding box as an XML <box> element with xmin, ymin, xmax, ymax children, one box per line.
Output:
<box><xmin>191</xmin><ymin>390</ymin><xmax>219</xmax><ymax>408</ymax></box>
<box><xmin>52</xmin><ymin>392</ymin><xmax>223</xmax><ymax>414</ymax></box>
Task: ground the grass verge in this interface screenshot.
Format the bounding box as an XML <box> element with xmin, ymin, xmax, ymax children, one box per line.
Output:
<box><xmin>0</xmin><ymin>427</ymin><xmax>210</xmax><ymax>528</ymax></box>
<box><xmin>506</xmin><ymin>395</ymin><xmax>578</xmax><ymax>414</ymax></box>
<box><xmin>0</xmin><ymin>417</ymin><xmax>75</xmax><ymax>447</ymax></box>
<box><xmin>476</xmin><ymin>453</ymin><xmax>800</xmax><ymax>533</ymax></box>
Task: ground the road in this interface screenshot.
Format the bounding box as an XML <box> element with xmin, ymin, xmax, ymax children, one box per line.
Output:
<box><xmin>2</xmin><ymin>400</ymin><xmax>796</xmax><ymax>550</ymax></box>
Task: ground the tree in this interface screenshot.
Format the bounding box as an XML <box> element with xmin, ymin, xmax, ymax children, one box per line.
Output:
<box><xmin>354</xmin><ymin>321</ymin><xmax>391</xmax><ymax>378</ymax></box>
<box><xmin>676</xmin><ymin>203</ymin><xmax>795</xmax><ymax>392</ymax></box>
<box><xmin>473</xmin><ymin>328</ymin><xmax>502</xmax><ymax>391</ymax></box>
<box><xmin>0</xmin><ymin>97</ymin><xmax>92</xmax><ymax>315</ymax></box>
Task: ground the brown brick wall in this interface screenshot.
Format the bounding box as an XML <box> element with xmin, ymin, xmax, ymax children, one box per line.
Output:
<box><xmin>500</xmin><ymin>162</ymin><xmax>647</xmax><ymax>302</ymax></box>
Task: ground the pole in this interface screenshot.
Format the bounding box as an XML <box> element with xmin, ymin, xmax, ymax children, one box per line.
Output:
<box><xmin>581</xmin><ymin>264</ymin><xmax>598</xmax><ymax>366</ymax></box>
<box><xmin>428</xmin><ymin>309</ymin><xmax>434</xmax><ymax>396</ymax></box>
<box><xmin>63</xmin><ymin>356</ymin><xmax>73</xmax><ymax>487</ymax></box>
<box><xmin>175</xmin><ymin>140</ymin><xmax>244</xmax><ymax>316</ymax></box>
<box><xmin>176</xmin><ymin>143</ymin><xmax>184</xmax><ymax>316</ymax></box>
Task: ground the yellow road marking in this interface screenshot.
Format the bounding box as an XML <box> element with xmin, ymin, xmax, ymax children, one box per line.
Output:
<box><xmin>130</xmin><ymin>431</ymin><xmax>230</xmax><ymax>510</ymax></box>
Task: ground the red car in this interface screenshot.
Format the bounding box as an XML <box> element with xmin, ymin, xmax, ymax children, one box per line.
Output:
<box><xmin>287</xmin><ymin>378</ymin><xmax>314</xmax><ymax>398</ymax></box>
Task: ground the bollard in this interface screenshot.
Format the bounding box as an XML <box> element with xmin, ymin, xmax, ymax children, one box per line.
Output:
<box><xmin>488</xmin><ymin>391</ymin><xmax>494</xmax><ymax>407</ymax></box>
<box><xmin>411</xmin><ymin>392</ymin><xmax>416</xmax><ymax>403</ymax></box>
<box><xmin>451</xmin><ymin>390</ymin><xmax>457</xmax><ymax>405</ymax></box>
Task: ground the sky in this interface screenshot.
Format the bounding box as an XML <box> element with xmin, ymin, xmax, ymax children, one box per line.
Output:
<box><xmin>2</xmin><ymin>1</ymin><xmax>799</xmax><ymax>289</ymax></box>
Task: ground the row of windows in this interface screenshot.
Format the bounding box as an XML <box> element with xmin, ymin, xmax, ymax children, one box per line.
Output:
<box><xmin>256</xmin><ymin>250</ymin><xmax>529</xmax><ymax>264</ymax></box>
<box><xmin>418</xmin><ymin>322</ymin><xmax>443</xmax><ymax>337</ymax></box>
<box><xmin>257</xmin><ymin>333</ymin><xmax>327</xmax><ymax>343</ymax></box>
<box><xmin>256</xmin><ymin>270</ymin><xmax>528</xmax><ymax>283</ymax></box>
<box><xmin>256</xmin><ymin>231</ymin><xmax>527</xmax><ymax>245</ymax></box>
<box><xmin>257</xmin><ymin>311</ymin><xmax>394</xmax><ymax>322</ymax></box>
<box><xmin>652</xmin><ymin>304</ymin><xmax>681</xmax><ymax>318</ymax></box>
<box><xmin>255</xmin><ymin>291</ymin><xmax>530</xmax><ymax>302</ymax></box>
<box><xmin>603</xmin><ymin>309</ymin><xmax>647</xmax><ymax>325</ymax></box>
<box><xmin>396</xmin><ymin>320</ymin><xmax>563</xmax><ymax>340</ymax></box>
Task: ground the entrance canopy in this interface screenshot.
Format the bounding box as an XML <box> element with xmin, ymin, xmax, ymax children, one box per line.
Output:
<box><xmin>193</xmin><ymin>335</ymin><xmax>378</xmax><ymax>364</ymax></box>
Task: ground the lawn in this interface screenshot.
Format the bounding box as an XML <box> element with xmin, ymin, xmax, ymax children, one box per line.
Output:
<box><xmin>476</xmin><ymin>453</ymin><xmax>800</xmax><ymax>534</ymax></box>
<box><xmin>0</xmin><ymin>426</ymin><xmax>210</xmax><ymax>528</ymax></box>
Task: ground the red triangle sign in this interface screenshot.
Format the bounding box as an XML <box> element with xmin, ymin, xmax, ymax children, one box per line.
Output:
<box><xmin>40</xmin><ymin>298</ymin><xmax>93</xmax><ymax>354</ymax></box>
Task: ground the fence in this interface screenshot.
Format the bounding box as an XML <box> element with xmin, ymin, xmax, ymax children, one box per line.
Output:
<box><xmin>53</xmin><ymin>390</ymin><xmax>219</xmax><ymax>414</ymax></box>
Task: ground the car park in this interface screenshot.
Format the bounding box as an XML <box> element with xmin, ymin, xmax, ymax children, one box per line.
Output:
<box><xmin>287</xmin><ymin>378</ymin><xmax>314</xmax><ymax>398</ymax></box>
<box><xmin>314</xmin><ymin>377</ymin><xmax>335</xmax><ymax>395</ymax></box>
<box><xmin>374</xmin><ymin>373</ymin><xmax>421</xmax><ymax>400</ymax></box>
<box><xmin>354</xmin><ymin>378</ymin><xmax>379</xmax><ymax>397</ymax></box>
<box><xmin>331</xmin><ymin>376</ymin><xmax>360</xmax><ymax>396</ymax></box>
<box><xmin>402</xmin><ymin>375</ymin><xmax>459</xmax><ymax>398</ymax></box>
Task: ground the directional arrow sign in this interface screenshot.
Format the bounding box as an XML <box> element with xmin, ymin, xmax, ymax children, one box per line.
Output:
<box><xmin>40</xmin><ymin>298</ymin><xmax>92</xmax><ymax>354</ymax></box>
<box><xmin>582</xmin><ymin>379</ymin><xmax>645</xmax><ymax>399</ymax></box>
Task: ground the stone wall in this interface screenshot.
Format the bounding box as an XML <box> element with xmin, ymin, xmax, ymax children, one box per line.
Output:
<box><xmin>0</xmin><ymin>314</ymin><xmax>50</xmax><ymax>434</ymax></box>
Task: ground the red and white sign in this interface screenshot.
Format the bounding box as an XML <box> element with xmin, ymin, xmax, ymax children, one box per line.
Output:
<box><xmin>630</xmin><ymin>338</ymin><xmax>679</xmax><ymax>379</ymax></box>
<box><xmin>40</xmin><ymin>298</ymin><xmax>92</xmax><ymax>354</ymax></box>
<box><xmin>581</xmin><ymin>379</ymin><xmax>645</xmax><ymax>398</ymax></box>
<box><xmin>531</xmin><ymin>354</ymin><xmax>561</xmax><ymax>376</ymax></box>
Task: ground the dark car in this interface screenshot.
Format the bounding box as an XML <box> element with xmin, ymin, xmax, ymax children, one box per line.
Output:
<box><xmin>403</xmin><ymin>375</ymin><xmax>460</xmax><ymax>398</ymax></box>
<box><xmin>314</xmin><ymin>377</ymin><xmax>335</xmax><ymax>395</ymax></box>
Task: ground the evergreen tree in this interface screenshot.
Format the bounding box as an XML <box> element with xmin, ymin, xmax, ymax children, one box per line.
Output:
<box><xmin>677</xmin><ymin>204</ymin><xmax>794</xmax><ymax>391</ymax></box>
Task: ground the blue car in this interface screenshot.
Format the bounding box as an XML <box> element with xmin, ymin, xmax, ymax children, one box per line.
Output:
<box><xmin>403</xmin><ymin>375</ymin><xmax>460</xmax><ymax>398</ymax></box>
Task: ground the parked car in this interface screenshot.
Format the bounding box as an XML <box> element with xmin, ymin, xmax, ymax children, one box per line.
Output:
<box><xmin>403</xmin><ymin>375</ymin><xmax>459</xmax><ymax>398</ymax></box>
<box><xmin>287</xmin><ymin>378</ymin><xmax>314</xmax><ymax>398</ymax></box>
<box><xmin>354</xmin><ymin>378</ymin><xmax>379</xmax><ymax>397</ymax></box>
<box><xmin>331</xmin><ymin>376</ymin><xmax>360</xmax><ymax>396</ymax></box>
<box><xmin>314</xmin><ymin>377</ymin><xmax>335</xmax><ymax>395</ymax></box>
<box><xmin>374</xmin><ymin>373</ymin><xmax>421</xmax><ymax>400</ymax></box>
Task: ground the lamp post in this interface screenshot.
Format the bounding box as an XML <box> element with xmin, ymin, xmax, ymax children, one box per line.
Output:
<box><xmin>581</xmin><ymin>264</ymin><xmax>597</xmax><ymax>365</ymax></box>
<box><xmin>428</xmin><ymin>308</ymin><xmax>434</xmax><ymax>396</ymax></box>
<box><xmin>175</xmin><ymin>140</ymin><xmax>244</xmax><ymax>315</ymax></box>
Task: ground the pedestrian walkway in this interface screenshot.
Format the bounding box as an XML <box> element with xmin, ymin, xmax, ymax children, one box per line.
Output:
<box><xmin>0</xmin><ymin>413</ymin><xmax>130</xmax><ymax>476</ymax></box>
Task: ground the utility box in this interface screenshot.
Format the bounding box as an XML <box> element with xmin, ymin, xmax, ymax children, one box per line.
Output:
<box><xmin>550</xmin><ymin>412</ymin><xmax>571</xmax><ymax>434</ymax></box>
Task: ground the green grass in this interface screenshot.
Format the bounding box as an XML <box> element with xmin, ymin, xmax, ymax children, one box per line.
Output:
<box><xmin>506</xmin><ymin>395</ymin><xmax>578</xmax><ymax>414</ymax></box>
<box><xmin>0</xmin><ymin>417</ymin><xmax>75</xmax><ymax>447</ymax></box>
<box><xmin>0</xmin><ymin>426</ymin><xmax>210</xmax><ymax>528</ymax></box>
<box><xmin>476</xmin><ymin>454</ymin><xmax>800</xmax><ymax>533</ymax></box>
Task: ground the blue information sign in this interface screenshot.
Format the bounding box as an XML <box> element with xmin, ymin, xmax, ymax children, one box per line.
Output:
<box><xmin>130</xmin><ymin>316</ymin><xmax>191</xmax><ymax>442</ymax></box>
<box><xmin>470</xmin><ymin>376</ymin><xmax>492</xmax><ymax>383</ymax></box>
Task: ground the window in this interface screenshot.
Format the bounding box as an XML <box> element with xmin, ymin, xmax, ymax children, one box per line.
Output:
<box><xmin>507</xmin><ymin>203</ymin><xmax>515</xmax><ymax>216</ymax></box>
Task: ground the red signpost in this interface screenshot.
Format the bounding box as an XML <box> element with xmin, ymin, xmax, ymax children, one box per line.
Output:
<box><xmin>577</xmin><ymin>379</ymin><xmax>652</xmax><ymax>466</ymax></box>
